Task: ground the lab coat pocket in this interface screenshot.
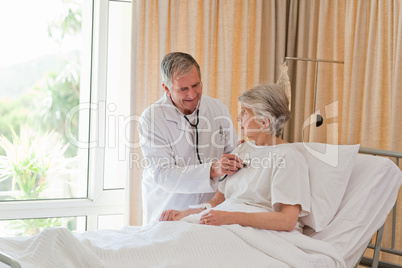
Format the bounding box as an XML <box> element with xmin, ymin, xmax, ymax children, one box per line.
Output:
<box><xmin>211</xmin><ymin>125</ymin><xmax>226</xmax><ymax>150</ymax></box>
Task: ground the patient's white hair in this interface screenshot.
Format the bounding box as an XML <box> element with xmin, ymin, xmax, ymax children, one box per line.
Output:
<box><xmin>238</xmin><ymin>83</ymin><xmax>290</xmax><ymax>137</ymax></box>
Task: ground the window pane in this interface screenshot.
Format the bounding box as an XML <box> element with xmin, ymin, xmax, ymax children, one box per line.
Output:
<box><xmin>0</xmin><ymin>216</ymin><xmax>86</xmax><ymax>237</ymax></box>
<box><xmin>103</xmin><ymin>1</ymin><xmax>132</xmax><ymax>189</ymax></box>
<box><xmin>0</xmin><ymin>0</ymin><xmax>90</xmax><ymax>200</ymax></box>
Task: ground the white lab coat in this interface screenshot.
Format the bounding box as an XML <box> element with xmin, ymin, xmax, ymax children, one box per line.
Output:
<box><xmin>138</xmin><ymin>93</ymin><xmax>238</xmax><ymax>224</ymax></box>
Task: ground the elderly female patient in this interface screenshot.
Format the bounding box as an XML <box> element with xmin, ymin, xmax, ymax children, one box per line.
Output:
<box><xmin>160</xmin><ymin>83</ymin><xmax>310</xmax><ymax>232</ymax></box>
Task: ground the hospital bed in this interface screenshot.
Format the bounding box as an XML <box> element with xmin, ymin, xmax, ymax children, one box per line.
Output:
<box><xmin>0</xmin><ymin>143</ymin><xmax>401</xmax><ymax>268</ymax></box>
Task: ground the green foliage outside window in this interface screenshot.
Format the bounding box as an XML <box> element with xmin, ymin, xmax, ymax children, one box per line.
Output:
<box><xmin>0</xmin><ymin>0</ymin><xmax>83</xmax><ymax>236</ymax></box>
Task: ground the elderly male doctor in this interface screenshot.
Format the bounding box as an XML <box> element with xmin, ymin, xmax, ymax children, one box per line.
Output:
<box><xmin>138</xmin><ymin>52</ymin><xmax>241</xmax><ymax>225</ymax></box>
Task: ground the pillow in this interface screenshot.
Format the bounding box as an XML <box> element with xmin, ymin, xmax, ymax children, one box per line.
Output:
<box><xmin>291</xmin><ymin>142</ymin><xmax>360</xmax><ymax>232</ymax></box>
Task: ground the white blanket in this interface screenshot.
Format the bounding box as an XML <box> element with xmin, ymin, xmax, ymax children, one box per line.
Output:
<box><xmin>0</xmin><ymin>221</ymin><xmax>346</xmax><ymax>268</ymax></box>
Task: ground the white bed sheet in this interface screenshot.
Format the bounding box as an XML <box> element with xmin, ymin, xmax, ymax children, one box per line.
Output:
<box><xmin>0</xmin><ymin>221</ymin><xmax>346</xmax><ymax>268</ymax></box>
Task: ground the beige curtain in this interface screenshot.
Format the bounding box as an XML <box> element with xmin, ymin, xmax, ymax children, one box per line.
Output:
<box><xmin>342</xmin><ymin>0</ymin><xmax>402</xmax><ymax>152</ymax></box>
<box><xmin>341</xmin><ymin>0</ymin><xmax>402</xmax><ymax>264</ymax></box>
<box><xmin>129</xmin><ymin>0</ymin><xmax>402</xmax><ymax>263</ymax></box>
<box><xmin>283</xmin><ymin>0</ymin><xmax>345</xmax><ymax>144</ymax></box>
<box><xmin>283</xmin><ymin>0</ymin><xmax>402</xmax><ymax>151</ymax></box>
<box><xmin>284</xmin><ymin>1</ymin><xmax>402</xmax><ymax>263</ymax></box>
<box><xmin>129</xmin><ymin>0</ymin><xmax>288</xmax><ymax>225</ymax></box>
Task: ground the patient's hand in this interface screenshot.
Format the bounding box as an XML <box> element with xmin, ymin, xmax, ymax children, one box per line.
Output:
<box><xmin>199</xmin><ymin>210</ymin><xmax>237</xmax><ymax>226</ymax></box>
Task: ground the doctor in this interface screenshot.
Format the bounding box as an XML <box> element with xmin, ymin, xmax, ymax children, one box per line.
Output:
<box><xmin>138</xmin><ymin>52</ymin><xmax>241</xmax><ymax>225</ymax></box>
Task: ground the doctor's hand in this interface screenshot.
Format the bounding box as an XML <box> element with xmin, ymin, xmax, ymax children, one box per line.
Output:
<box><xmin>210</xmin><ymin>154</ymin><xmax>243</xmax><ymax>179</ymax></box>
<box><xmin>159</xmin><ymin>210</ymin><xmax>183</xmax><ymax>221</ymax></box>
<box><xmin>159</xmin><ymin>208</ymin><xmax>204</xmax><ymax>221</ymax></box>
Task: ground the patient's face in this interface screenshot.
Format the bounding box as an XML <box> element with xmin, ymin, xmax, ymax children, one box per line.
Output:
<box><xmin>237</xmin><ymin>105</ymin><xmax>262</xmax><ymax>140</ymax></box>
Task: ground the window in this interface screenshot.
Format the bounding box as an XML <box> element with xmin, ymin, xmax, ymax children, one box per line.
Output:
<box><xmin>0</xmin><ymin>0</ymin><xmax>132</xmax><ymax>236</ymax></box>
<box><xmin>103</xmin><ymin>1</ymin><xmax>132</xmax><ymax>190</ymax></box>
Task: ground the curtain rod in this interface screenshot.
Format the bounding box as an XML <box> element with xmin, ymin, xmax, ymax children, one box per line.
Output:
<box><xmin>283</xmin><ymin>57</ymin><xmax>344</xmax><ymax>64</ymax></box>
<box><xmin>282</xmin><ymin>57</ymin><xmax>344</xmax><ymax>127</ymax></box>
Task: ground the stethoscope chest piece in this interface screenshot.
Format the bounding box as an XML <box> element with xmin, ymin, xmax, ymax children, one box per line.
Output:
<box><xmin>218</xmin><ymin>156</ymin><xmax>251</xmax><ymax>182</ymax></box>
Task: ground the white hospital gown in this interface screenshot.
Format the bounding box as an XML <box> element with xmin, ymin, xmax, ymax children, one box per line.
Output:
<box><xmin>182</xmin><ymin>141</ymin><xmax>310</xmax><ymax>223</ymax></box>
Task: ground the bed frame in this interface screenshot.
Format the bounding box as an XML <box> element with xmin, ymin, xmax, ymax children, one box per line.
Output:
<box><xmin>0</xmin><ymin>252</ymin><xmax>20</xmax><ymax>268</ymax></box>
<box><xmin>355</xmin><ymin>147</ymin><xmax>402</xmax><ymax>268</ymax></box>
<box><xmin>0</xmin><ymin>147</ymin><xmax>401</xmax><ymax>268</ymax></box>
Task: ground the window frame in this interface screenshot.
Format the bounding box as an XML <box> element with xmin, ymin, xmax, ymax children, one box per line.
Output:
<box><xmin>0</xmin><ymin>0</ymin><xmax>129</xmax><ymax>232</ymax></box>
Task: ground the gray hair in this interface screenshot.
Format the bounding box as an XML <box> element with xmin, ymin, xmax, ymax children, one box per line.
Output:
<box><xmin>160</xmin><ymin>52</ymin><xmax>201</xmax><ymax>90</ymax></box>
<box><xmin>238</xmin><ymin>83</ymin><xmax>291</xmax><ymax>137</ymax></box>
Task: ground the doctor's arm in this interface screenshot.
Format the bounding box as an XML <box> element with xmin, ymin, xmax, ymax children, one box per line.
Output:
<box><xmin>138</xmin><ymin>118</ymin><xmax>241</xmax><ymax>194</ymax></box>
<box><xmin>138</xmin><ymin>116</ymin><xmax>218</xmax><ymax>194</ymax></box>
<box><xmin>160</xmin><ymin>190</ymin><xmax>226</xmax><ymax>221</ymax></box>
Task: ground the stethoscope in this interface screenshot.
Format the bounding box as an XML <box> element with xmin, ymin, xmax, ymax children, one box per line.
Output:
<box><xmin>168</xmin><ymin>93</ymin><xmax>203</xmax><ymax>164</ymax></box>
<box><xmin>184</xmin><ymin>108</ymin><xmax>202</xmax><ymax>164</ymax></box>
<box><xmin>218</xmin><ymin>154</ymin><xmax>250</xmax><ymax>182</ymax></box>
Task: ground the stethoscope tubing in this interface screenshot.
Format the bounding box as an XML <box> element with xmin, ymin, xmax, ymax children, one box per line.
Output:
<box><xmin>184</xmin><ymin>109</ymin><xmax>202</xmax><ymax>164</ymax></box>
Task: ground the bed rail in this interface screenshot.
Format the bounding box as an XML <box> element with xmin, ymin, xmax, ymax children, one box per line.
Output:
<box><xmin>357</xmin><ymin>147</ymin><xmax>402</xmax><ymax>268</ymax></box>
<box><xmin>0</xmin><ymin>252</ymin><xmax>21</xmax><ymax>268</ymax></box>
